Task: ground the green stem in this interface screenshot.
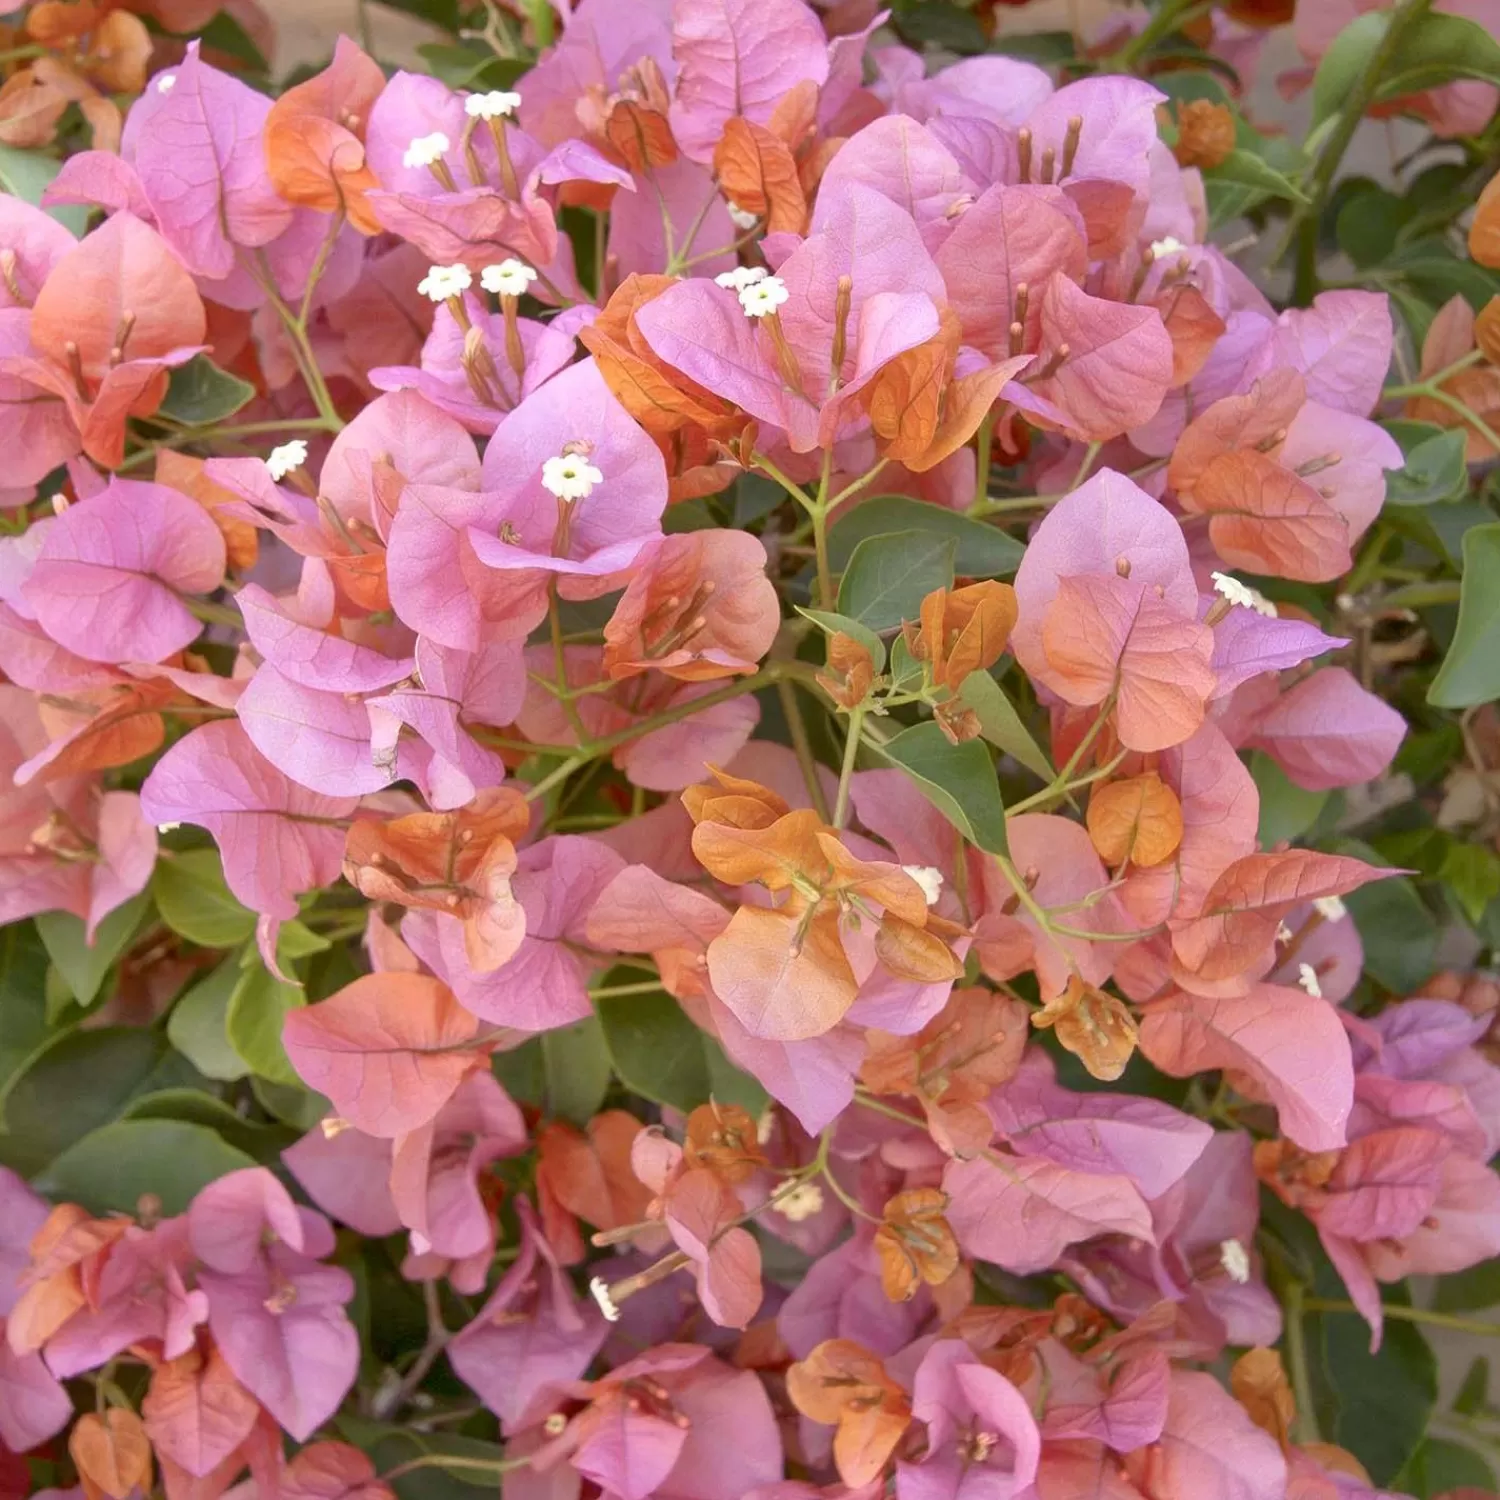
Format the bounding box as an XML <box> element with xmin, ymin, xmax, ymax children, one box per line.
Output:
<box><xmin>972</xmin><ymin>412</ymin><xmax>995</xmax><ymax>512</ymax></box>
<box><xmin>380</xmin><ymin>1454</ymin><xmax>528</xmax><ymax>1483</ymax></box>
<box><xmin>832</xmin><ymin>706</ymin><xmax>866</xmax><ymax>829</ymax></box>
<box><xmin>1304</xmin><ymin>1298</ymin><xmax>1500</xmax><ymax>1338</ymax></box>
<box><xmin>1383</xmin><ymin>579</ymin><xmax>1462</xmax><ymax>609</ymax></box>
<box><xmin>1384</xmin><ymin>348</ymin><xmax>1485</xmax><ymax>398</ymax></box>
<box><xmin>1113</xmin><ymin>0</ymin><xmax>1210</xmax><ymax>68</ymax></box>
<box><xmin>778</xmin><ymin>680</ymin><xmax>832</xmax><ymax>823</ymax></box>
<box><xmin>1283</xmin><ymin>1282</ymin><xmax>1321</xmax><ymax>1444</ymax></box>
<box><xmin>589</xmin><ymin>979</ymin><xmax>668</xmax><ymax>1000</ymax></box>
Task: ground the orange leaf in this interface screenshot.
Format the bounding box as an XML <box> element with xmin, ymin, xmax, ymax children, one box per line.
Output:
<box><xmin>1032</xmin><ymin>976</ymin><xmax>1139</xmax><ymax>1083</ymax></box>
<box><xmin>1471</xmin><ymin>171</ymin><xmax>1500</xmax><ymax>269</ymax></box>
<box><xmin>263</xmin><ymin>36</ymin><xmax>385</xmax><ymax>235</ymax></box>
<box><xmin>785</xmin><ymin>1339</ymin><xmax>911</xmax><ymax>1488</ymax></box>
<box><xmin>71</xmin><ymin>1409</ymin><xmax>152</xmax><ymax>1500</ymax></box>
<box><xmin>1086</xmin><ymin>772</ymin><xmax>1183</xmax><ymax>868</ymax></box>
<box><xmin>713</xmin><ymin>116</ymin><xmax>807</xmax><ymax>235</ymax></box>
<box><xmin>1230</xmin><ymin>1347</ymin><xmax>1295</xmax><ymax>1448</ymax></box>
<box><xmin>916</xmin><ymin>580</ymin><xmax>1019</xmax><ymax>692</ymax></box>
<box><xmin>683</xmin><ymin>1101</ymin><xmax>767</xmax><ymax>1184</ymax></box>
<box><xmin>873</xmin><ymin>1187</ymin><xmax>959</xmax><ymax>1302</ymax></box>
<box><xmin>874</xmin><ymin>914</ymin><xmax>964</xmax><ymax>985</ymax></box>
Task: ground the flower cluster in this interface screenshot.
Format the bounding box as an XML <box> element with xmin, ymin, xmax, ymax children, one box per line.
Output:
<box><xmin>0</xmin><ymin>0</ymin><xmax>1495</xmax><ymax>1497</ymax></box>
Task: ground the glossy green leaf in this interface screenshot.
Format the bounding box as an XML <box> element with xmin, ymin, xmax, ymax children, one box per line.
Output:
<box><xmin>167</xmin><ymin>958</ymin><xmax>250</xmax><ymax>1082</ymax></box>
<box><xmin>837</xmin><ymin>531</ymin><xmax>955</xmax><ymax>632</ymax></box>
<box><xmin>37</xmin><ymin>1119</ymin><xmax>255</xmax><ymax>1217</ymax></box>
<box><xmin>1451</xmin><ymin>1355</ymin><xmax>1490</xmax><ymax>1415</ymax></box>
<box><xmin>251</xmin><ymin>1076</ymin><xmax>329</xmax><ymax>1130</ymax></box>
<box><xmin>0</xmin><ymin>143</ymin><xmax>88</xmax><ymax>233</ymax></box>
<box><xmin>0</xmin><ymin>924</ymin><xmax>61</xmax><ymax>1131</ymax></box>
<box><xmin>37</xmin><ymin>894</ymin><xmax>151</xmax><ymax>1007</ymax></box>
<box><xmin>1374</xmin><ymin>12</ymin><xmax>1500</xmax><ymax>100</ymax></box>
<box><xmin>541</xmin><ymin>1014</ymin><xmax>612</xmax><ymax>1125</ymax></box>
<box><xmin>958</xmin><ymin>670</ymin><xmax>1053</xmax><ymax>782</ymax></box>
<box><xmin>122</xmin><ymin>1088</ymin><xmax>293</xmax><ymax>1159</ymax></box>
<box><xmin>1430</xmin><ymin>524</ymin><xmax>1500</xmax><ymax>707</ymax></box>
<box><xmin>1394</xmin><ymin>1436</ymin><xmax>1496</xmax><ymax>1497</ymax></box>
<box><xmin>226</xmin><ymin>963</ymin><xmax>305</xmax><ymax>1085</ymax></box>
<box><xmin>1311</xmin><ymin>12</ymin><xmax>1390</xmax><ymax>129</ymax></box>
<box><xmin>1203</xmin><ymin>149</ymin><xmax>1307</xmax><ymax>203</ymax></box>
<box><xmin>1441</xmin><ymin>842</ymin><xmax>1500</xmax><ymax>925</ymax></box>
<box><xmin>153</xmin><ymin>849</ymin><xmax>257</xmax><ymax>948</ymax></box>
<box><xmin>829</xmin><ymin>497</ymin><xmax>1023</xmax><ymax>577</ymax></box>
<box><xmin>1251</xmin><ymin>752</ymin><xmax>1329</xmax><ymax>846</ymax></box>
<box><xmin>158</xmin><ymin>356</ymin><xmax>256</xmax><ymax>426</ymax></box>
<box><xmin>880</xmin><ymin>721</ymin><xmax>1009</xmax><ymax>855</ymax></box>
<box><xmin>1434</xmin><ymin>1256</ymin><xmax>1500</xmax><ymax>1312</ymax></box>
<box><xmin>1385</xmin><ymin>427</ymin><xmax>1469</xmax><ymax>507</ymax></box>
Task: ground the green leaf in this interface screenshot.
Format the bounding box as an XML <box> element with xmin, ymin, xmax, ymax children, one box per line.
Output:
<box><xmin>1374</xmin><ymin>12</ymin><xmax>1500</xmax><ymax>100</ymax></box>
<box><xmin>122</xmin><ymin>1088</ymin><xmax>293</xmax><ymax>1159</ymax></box>
<box><xmin>1307</xmin><ymin>1287</ymin><xmax>1437</xmax><ymax>1485</ymax></box>
<box><xmin>153</xmin><ymin>850</ymin><xmax>257</xmax><ymax>948</ymax></box>
<box><xmin>837</xmin><ymin>531</ymin><xmax>955</xmax><ymax>632</ymax></box>
<box><xmin>158</xmin><ymin>356</ymin><xmax>256</xmax><ymax>426</ymax></box>
<box><xmin>1430</xmin><ymin>523</ymin><xmax>1500</xmax><ymax>707</ymax></box>
<box><xmin>491</xmin><ymin>1038</ymin><xmax>544</xmax><ymax>1108</ymax></box>
<box><xmin>1311</xmin><ymin>12</ymin><xmax>1390</xmax><ymax>129</ymax></box>
<box><xmin>37</xmin><ymin>894</ymin><xmax>151</xmax><ymax>1007</ymax></box>
<box><xmin>1434</xmin><ymin>1256</ymin><xmax>1500</xmax><ymax>1312</ymax></box>
<box><xmin>0</xmin><ymin>924</ymin><xmax>62</xmax><ymax>1131</ymax></box>
<box><xmin>880</xmin><ymin>722</ymin><xmax>1009</xmax><ymax>856</ymax></box>
<box><xmin>541</xmin><ymin>1014</ymin><xmax>612</xmax><ymax>1125</ymax></box>
<box><xmin>251</xmin><ymin>1076</ymin><xmax>328</xmax><ymax>1130</ymax></box>
<box><xmin>1335</xmin><ymin>180</ymin><xmax>1405</xmax><ymax>268</ymax></box>
<box><xmin>1251</xmin><ymin>752</ymin><xmax>1329</xmax><ymax>846</ymax></box>
<box><xmin>1202</xmin><ymin>149</ymin><xmax>1308</xmax><ymax>204</ymax></box>
<box><xmin>1393</xmin><ymin>1436</ymin><xmax>1496</xmax><ymax>1498</ymax></box>
<box><xmin>226</xmin><ymin>963</ymin><xmax>305</xmax><ymax>1085</ymax></box>
<box><xmin>1344</xmin><ymin>873</ymin><xmax>1439</xmax><ymax>993</ymax></box>
<box><xmin>0</xmin><ymin>1028</ymin><xmax>188</xmax><ymax>1177</ymax></box>
<box><xmin>957</xmin><ymin>671</ymin><xmax>1054</xmax><ymax>782</ymax></box>
<box><xmin>1441</xmin><ymin>841</ymin><xmax>1500</xmax><ymax>925</ymax></box>
<box><xmin>1385</xmin><ymin>428</ymin><xmax>1469</xmax><ymax>507</ymax></box>
<box><xmin>595</xmin><ymin>986</ymin><xmax>761</xmax><ymax>1113</ymax></box>
<box><xmin>794</xmin><ymin>607</ymin><xmax>886</xmax><ymax>673</ymax></box>
<box><xmin>414</xmin><ymin>42</ymin><xmax>525</xmax><ymax>90</ymax></box>
<box><xmin>0</xmin><ymin>143</ymin><xmax>88</xmax><ymax>234</ymax></box>
<box><xmin>336</xmin><ymin>1419</ymin><xmax>510</xmax><ymax>1500</ymax></box>
<box><xmin>1452</xmin><ymin>1355</ymin><xmax>1490</xmax><ymax>1416</ymax></box>
<box><xmin>829</xmin><ymin>496</ymin><xmax>1024</xmax><ymax>578</ymax></box>
<box><xmin>37</xmin><ymin>1119</ymin><xmax>255</xmax><ymax>1217</ymax></box>
<box><xmin>168</xmin><ymin>958</ymin><xmax>250</xmax><ymax>1082</ymax></box>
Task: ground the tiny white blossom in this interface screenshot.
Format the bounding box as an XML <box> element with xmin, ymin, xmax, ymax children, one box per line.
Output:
<box><xmin>738</xmin><ymin>275</ymin><xmax>789</xmax><ymax>318</ymax></box>
<box><xmin>156</xmin><ymin>73</ymin><xmax>176</xmax><ymax>93</ymax></box>
<box><xmin>1298</xmin><ymin>962</ymin><xmax>1323</xmax><ymax>998</ymax></box>
<box><xmin>156</xmin><ymin>821</ymin><xmax>182</xmax><ymax>835</ymax></box>
<box><xmin>1150</xmin><ymin>235</ymin><xmax>1186</xmax><ymax>259</ymax></box>
<box><xmin>726</xmin><ymin>202</ymin><xmax>760</xmax><ymax>230</ymax></box>
<box><xmin>1313</xmin><ymin>895</ymin><xmax>1348</xmax><ymax>923</ymax></box>
<box><xmin>265</xmin><ymin>439</ymin><xmax>309</xmax><ymax>481</ymax></box>
<box><xmin>1211</xmin><ymin>571</ymin><xmax>1278</xmax><ymax>618</ymax></box>
<box><xmin>589</xmin><ymin>1276</ymin><xmax>621</xmax><ymax>1322</ymax></box>
<box><xmin>1275</xmin><ymin>921</ymin><xmax>1294</xmax><ymax>944</ymax></box>
<box><xmin>418</xmin><ymin>264</ymin><xmax>473</xmax><ymax>303</ymax></box>
<box><xmin>481</xmin><ymin>258</ymin><xmax>538</xmax><ymax>298</ymax></box>
<box><xmin>1219</xmin><ymin>1238</ymin><xmax>1251</xmax><ymax>1285</ymax></box>
<box><xmin>774</xmin><ymin>1181</ymin><xmax>825</xmax><ymax>1223</ymax></box>
<box><xmin>714</xmin><ymin>265</ymin><xmax>769</xmax><ymax>292</ymax></box>
<box><xmin>755</xmin><ymin>1105</ymin><xmax>776</xmax><ymax>1145</ymax></box>
<box><xmin>403</xmin><ymin>131</ymin><xmax>451</xmax><ymax>169</ymax></box>
<box><xmin>541</xmin><ymin>452</ymin><xmax>604</xmax><ymax>502</ymax></box>
<box><xmin>465</xmin><ymin>89</ymin><xmax>522</xmax><ymax>120</ymax></box>
<box><xmin>903</xmin><ymin>865</ymin><xmax>945</xmax><ymax>906</ymax></box>
<box><xmin>320</xmin><ymin>1115</ymin><xmax>353</xmax><ymax>1140</ymax></box>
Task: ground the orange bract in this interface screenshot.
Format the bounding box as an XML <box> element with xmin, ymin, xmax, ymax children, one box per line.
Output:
<box><xmin>714</xmin><ymin>117</ymin><xmax>807</xmax><ymax>235</ymax></box>
<box><xmin>1471</xmin><ymin>171</ymin><xmax>1500</xmax><ymax>269</ymax></box>
<box><xmin>535</xmin><ymin>1111</ymin><xmax>658</xmax><ymax>1262</ymax></box>
<box><xmin>683</xmin><ymin>1101</ymin><xmax>767</xmax><ymax>1184</ymax></box>
<box><xmin>1230</xmin><ymin>1347</ymin><xmax>1296</xmax><ymax>1449</ymax></box>
<box><xmin>910</xmin><ymin>580</ymin><xmax>1019</xmax><ymax>694</ymax></box>
<box><xmin>816</xmin><ymin>631</ymin><xmax>876</xmax><ymax>709</ymax></box>
<box><xmin>1173</xmin><ymin>99</ymin><xmax>1235</xmax><ymax>169</ymax></box>
<box><xmin>1033</xmin><ymin>975</ymin><xmax>1139</xmax><ymax>1083</ymax></box>
<box><xmin>1086</xmin><ymin>772</ymin><xmax>1183</xmax><ymax>868</ymax></box>
<box><xmin>785</xmin><ymin>1339</ymin><xmax>912</xmax><ymax>1488</ymax></box>
<box><xmin>71</xmin><ymin>1408</ymin><xmax>152</xmax><ymax>1500</ymax></box>
<box><xmin>873</xmin><ymin>1187</ymin><xmax>960</xmax><ymax>1302</ymax></box>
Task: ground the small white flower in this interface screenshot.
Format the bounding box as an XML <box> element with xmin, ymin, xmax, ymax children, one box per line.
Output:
<box><xmin>1211</xmin><ymin>571</ymin><xmax>1277</xmax><ymax>618</ymax></box>
<box><xmin>738</xmin><ymin>275</ymin><xmax>789</xmax><ymax>318</ymax></box>
<box><xmin>903</xmin><ymin>865</ymin><xmax>945</xmax><ymax>906</ymax></box>
<box><xmin>541</xmin><ymin>451</ymin><xmax>604</xmax><ymax>502</ymax></box>
<box><xmin>156</xmin><ymin>73</ymin><xmax>176</xmax><ymax>93</ymax></box>
<box><xmin>155</xmin><ymin>821</ymin><xmax>182</xmax><ymax>835</ymax></box>
<box><xmin>755</xmin><ymin>1105</ymin><xmax>776</xmax><ymax>1145</ymax></box>
<box><xmin>403</xmin><ymin>131</ymin><xmax>452</xmax><ymax>169</ymax></box>
<box><xmin>774</xmin><ymin>1181</ymin><xmax>826</xmax><ymax>1223</ymax></box>
<box><xmin>417</xmin><ymin>263</ymin><xmax>473</xmax><ymax>303</ymax></box>
<box><xmin>589</xmin><ymin>1276</ymin><xmax>621</xmax><ymax>1322</ymax></box>
<box><xmin>1150</xmin><ymin>235</ymin><xmax>1186</xmax><ymax>259</ymax></box>
<box><xmin>480</xmin><ymin>258</ymin><xmax>538</xmax><ymax>298</ymax></box>
<box><xmin>465</xmin><ymin>89</ymin><xmax>522</xmax><ymax>120</ymax></box>
<box><xmin>1219</xmin><ymin>1238</ymin><xmax>1251</xmax><ymax>1285</ymax></box>
<box><xmin>1297</xmin><ymin>962</ymin><xmax>1323</xmax><ymax>999</ymax></box>
<box><xmin>726</xmin><ymin>202</ymin><xmax>760</xmax><ymax>230</ymax></box>
<box><xmin>265</xmin><ymin>439</ymin><xmax>309</xmax><ymax>481</ymax></box>
<box><xmin>320</xmin><ymin>1115</ymin><xmax>353</xmax><ymax>1140</ymax></box>
<box><xmin>1275</xmin><ymin>921</ymin><xmax>1294</xmax><ymax>944</ymax></box>
<box><xmin>1313</xmin><ymin>895</ymin><xmax>1348</xmax><ymax>923</ymax></box>
<box><xmin>714</xmin><ymin>265</ymin><xmax>769</xmax><ymax>292</ymax></box>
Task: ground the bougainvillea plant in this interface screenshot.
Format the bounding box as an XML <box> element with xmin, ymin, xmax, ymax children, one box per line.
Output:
<box><xmin>5</xmin><ymin>0</ymin><xmax>1500</xmax><ymax>1495</ymax></box>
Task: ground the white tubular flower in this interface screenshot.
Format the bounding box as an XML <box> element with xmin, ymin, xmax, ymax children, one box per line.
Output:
<box><xmin>714</xmin><ymin>265</ymin><xmax>769</xmax><ymax>292</ymax></box>
<box><xmin>465</xmin><ymin>89</ymin><xmax>522</xmax><ymax>120</ymax></box>
<box><xmin>1313</xmin><ymin>895</ymin><xmax>1348</xmax><ymax>922</ymax></box>
<box><xmin>726</xmin><ymin>202</ymin><xmax>760</xmax><ymax>230</ymax></box>
<box><xmin>589</xmin><ymin>1276</ymin><xmax>621</xmax><ymax>1322</ymax></box>
<box><xmin>755</xmin><ymin>1106</ymin><xmax>776</xmax><ymax>1145</ymax></box>
<box><xmin>481</xmin><ymin>258</ymin><xmax>538</xmax><ymax>297</ymax></box>
<box><xmin>155</xmin><ymin>821</ymin><xmax>182</xmax><ymax>835</ymax></box>
<box><xmin>156</xmin><ymin>73</ymin><xmax>177</xmax><ymax>93</ymax></box>
<box><xmin>1211</xmin><ymin>571</ymin><xmax>1278</xmax><ymax>618</ymax></box>
<box><xmin>1219</xmin><ymin>1238</ymin><xmax>1251</xmax><ymax>1285</ymax></box>
<box><xmin>418</xmin><ymin>264</ymin><xmax>473</xmax><ymax>303</ymax></box>
<box><xmin>1297</xmin><ymin>962</ymin><xmax>1323</xmax><ymax>999</ymax></box>
<box><xmin>403</xmin><ymin>131</ymin><xmax>452</xmax><ymax>169</ymax></box>
<box><xmin>265</xmin><ymin>439</ymin><xmax>309</xmax><ymax>480</ymax></box>
<box><xmin>1275</xmin><ymin>921</ymin><xmax>1294</xmax><ymax>944</ymax></box>
<box><xmin>738</xmin><ymin>275</ymin><xmax>790</xmax><ymax>318</ymax></box>
<box><xmin>773</xmin><ymin>1182</ymin><xmax>825</xmax><ymax>1223</ymax></box>
<box><xmin>541</xmin><ymin>451</ymin><xmax>604</xmax><ymax>502</ymax></box>
<box><xmin>1150</xmin><ymin>235</ymin><xmax>1186</xmax><ymax>259</ymax></box>
<box><xmin>903</xmin><ymin>865</ymin><xmax>945</xmax><ymax>906</ymax></box>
